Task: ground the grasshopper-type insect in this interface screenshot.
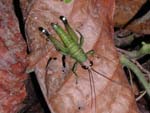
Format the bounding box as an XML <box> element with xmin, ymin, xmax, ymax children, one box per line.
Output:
<box><xmin>39</xmin><ymin>16</ymin><xmax>125</xmax><ymax>112</ymax></box>
<box><xmin>39</xmin><ymin>16</ymin><xmax>121</xmax><ymax>84</ymax></box>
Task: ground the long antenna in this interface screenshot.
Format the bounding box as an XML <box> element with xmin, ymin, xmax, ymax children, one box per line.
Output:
<box><xmin>88</xmin><ymin>69</ymin><xmax>96</xmax><ymax>113</ymax></box>
<box><xmin>91</xmin><ymin>68</ymin><xmax>129</xmax><ymax>88</ymax></box>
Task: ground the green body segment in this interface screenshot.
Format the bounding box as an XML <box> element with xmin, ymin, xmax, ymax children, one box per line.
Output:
<box><xmin>69</xmin><ymin>43</ymin><xmax>87</xmax><ymax>63</ymax></box>
<box><xmin>52</xmin><ymin>23</ymin><xmax>87</xmax><ymax>63</ymax></box>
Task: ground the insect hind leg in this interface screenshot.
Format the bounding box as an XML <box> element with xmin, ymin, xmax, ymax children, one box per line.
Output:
<box><xmin>62</xmin><ymin>55</ymin><xmax>68</xmax><ymax>73</ymax></box>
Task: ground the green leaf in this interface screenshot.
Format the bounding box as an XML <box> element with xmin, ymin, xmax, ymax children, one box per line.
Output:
<box><xmin>64</xmin><ymin>0</ymin><xmax>72</xmax><ymax>3</ymax></box>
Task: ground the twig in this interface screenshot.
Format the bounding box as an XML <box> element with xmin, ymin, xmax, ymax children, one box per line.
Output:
<box><xmin>131</xmin><ymin>59</ymin><xmax>150</xmax><ymax>79</ymax></box>
<box><xmin>117</xmin><ymin>48</ymin><xmax>130</xmax><ymax>55</ymax></box>
<box><xmin>128</xmin><ymin>68</ymin><xmax>134</xmax><ymax>89</ymax></box>
<box><xmin>136</xmin><ymin>91</ymin><xmax>146</xmax><ymax>101</ymax></box>
<box><xmin>114</xmin><ymin>33</ymin><xmax>134</xmax><ymax>47</ymax></box>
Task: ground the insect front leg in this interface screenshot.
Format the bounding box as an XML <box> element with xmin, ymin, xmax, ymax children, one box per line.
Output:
<box><xmin>76</xmin><ymin>30</ymin><xmax>84</xmax><ymax>47</ymax></box>
<box><xmin>86</xmin><ymin>50</ymin><xmax>95</xmax><ymax>56</ymax></box>
<box><xmin>72</xmin><ymin>61</ymin><xmax>79</xmax><ymax>84</ymax></box>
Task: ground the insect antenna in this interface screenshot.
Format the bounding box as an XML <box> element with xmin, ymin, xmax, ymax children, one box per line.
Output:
<box><xmin>88</xmin><ymin>69</ymin><xmax>96</xmax><ymax>113</ymax></box>
<box><xmin>91</xmin><ymin>68</ymin><xmax>127</xmax><ymax>87</ymax></box>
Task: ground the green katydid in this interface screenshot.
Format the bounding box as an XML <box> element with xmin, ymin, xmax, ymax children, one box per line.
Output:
<box><xmin>39</xmin><ymin>16</ymin><xmax>122</xmax><ymax>85</ymax></box>
<box><xmin>39</xmin><ymin>16</ymin><xmax>126</xmax><ymax>112</ymax></box>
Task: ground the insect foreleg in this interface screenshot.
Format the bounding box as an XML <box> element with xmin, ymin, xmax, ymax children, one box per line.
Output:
<box><xmin>76</xmin><ymin>30</ymin><xmax>84</xmax><ymax>47</ymax></box>
<box><xmin>86</xmin><ymin>50</ymin><xmax>95</xmax><ymax>56</ymax></box>
<box><xmin>72</xmin><ymin>61</ymin><xmax>79</xmax><ymax>84</ymax></box>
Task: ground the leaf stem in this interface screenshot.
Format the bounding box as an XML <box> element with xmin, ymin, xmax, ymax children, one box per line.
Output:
<box><xmin>128</xmin><ymin>42</ymin><xmax>150</xmax><ymax>59</ymax></box>
<box><xmin>118</xmin><ymin>42</ymin><xmax>150</xmax><ymax>59</ymax></box>
<box><xmin>120</xmin><ymin>55</ymin><xmax>150</xmax><ymax>96</ymax></box>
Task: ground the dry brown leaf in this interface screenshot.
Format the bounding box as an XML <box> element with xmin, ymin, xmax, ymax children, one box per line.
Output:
<box><xmin>114</xmin><ymin>0</ymin><xmax>146</xmax><ymax>27</ymax></box>
<box><xmin>126</xmin><ymin>10</ymin><xmax>150</xmax><ymax>34</ymax></box>
<box><xmin>0</xmin><ymin>0</ymin><xmax>27</xmax><ymax>113</ymax></box>
<box><xmin>23</xmin><ymin>0</ymin><xmax>139</xmax><ymax>113</ymax></box>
